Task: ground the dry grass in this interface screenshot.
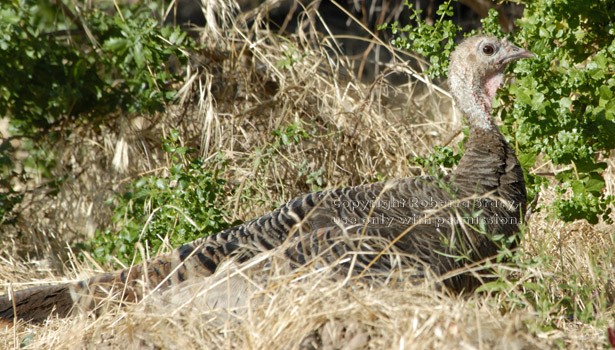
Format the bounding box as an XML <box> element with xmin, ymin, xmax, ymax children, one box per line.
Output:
<box><xmin>1</xmin><ymin>0</ymin><xmax>614</xmax><ymax>349</ymax></box>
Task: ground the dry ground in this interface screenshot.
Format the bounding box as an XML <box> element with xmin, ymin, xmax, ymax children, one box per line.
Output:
<box><xmin>1</xmin><ymin>0</ymin><xmax>614</xmax><ymax>349</ymax></box>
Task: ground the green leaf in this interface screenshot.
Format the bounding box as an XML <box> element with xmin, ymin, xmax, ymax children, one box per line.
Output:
<box><xmin>521</xmin><ymin>282</ymin><xmax>543</xmax><ymax>292</ymax></box>
<box><xmin>559</xmin><ymin>97</ymin><xmax>572</xmax><ymax>109</ymax></box>
<box><xmin>103</xmin><ymin>37</ymin><xmax>129</xmax><ymax>52</ymax></box>
<box><xmin>599</xmin><ymin>85</ymin><xmax>613</xmax><ymax>106</ymax></box>
<box><xmin>584</xmin><ymin>173</ymin><xmax>606</xmax><ymax>194</ymax></box>
<box><xmin>516</xmin><ymin>89</ymin><xmax>532</xmax><ymax>106</ymax></box>
<box><xmin>475</xmin><ymin>280</ymin><xmax>510</xmax><ymax>293</ymax></box>
<box><xmin>518</xmin><ymin>152</ymin><xmax>537</xmax><ymax>170</ymax></box>
<box><xmin>155</xmin><ymin>178</ymin><xmax>166</xmax><ymax>190</ymax></box>
<box><xmin>132</xmin><ymin>41</ymin><xmax>145</xmax><ymax>68</ymax></box>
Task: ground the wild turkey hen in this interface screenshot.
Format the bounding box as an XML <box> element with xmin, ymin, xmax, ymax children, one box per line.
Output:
<box><xmin>0</xmin><ymin>34</ymin><xmax>533</xmax><ymax>325</ymax></box>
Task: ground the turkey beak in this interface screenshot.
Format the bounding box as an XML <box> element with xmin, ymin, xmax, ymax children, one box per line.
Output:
<box><xmin>499</xmin><ymin>45</ymin><xmax>536</xmax><ymax>65</ymax></box>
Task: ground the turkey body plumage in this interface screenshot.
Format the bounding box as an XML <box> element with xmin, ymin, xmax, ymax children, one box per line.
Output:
<box><xmin>0</xmin><ymin>34</ymin><xmax>533</xmax><ymax>325</ymax></box>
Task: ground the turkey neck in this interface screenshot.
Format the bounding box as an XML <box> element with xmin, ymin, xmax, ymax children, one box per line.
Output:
<box><xmin>453</xmin><ymin>126</ymin><xmax>517</xmax><ymax>194</ymax></box>
<box><xmin>451</xmin><ymin>77</ymin><xmax>524</xmax><ymax>201</ymax></box>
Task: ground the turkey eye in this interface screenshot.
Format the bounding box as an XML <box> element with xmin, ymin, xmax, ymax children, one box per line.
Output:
<box><xmin>482</xmin><ymin>44</ymin><xmax>495</xmax><ymax>55</ymax></box>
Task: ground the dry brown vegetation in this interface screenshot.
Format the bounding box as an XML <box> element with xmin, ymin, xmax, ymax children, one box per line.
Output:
<box><xmin>1</xmin><ymin>0</ymin><xmax>614</xmax><ymax>349</ymax></box>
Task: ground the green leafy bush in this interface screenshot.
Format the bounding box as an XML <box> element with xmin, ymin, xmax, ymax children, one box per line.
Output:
<box><xmin>382</xmin><ymin>0</ymin><xmax>615</xmax><ymax>224</ymax></box>
<box><xmin>0</xmin><ymin>0</ymin><xmax>195</xmax><ymax>228</ymax></box>
<box><xmin>410</xmin><ymin>145</ymin><xmax>460</xmax><ymax>176</ymax></box>
<box><xmin>411</xmin><ymin>131</ymin><xmax>466</xmax><ymax>177</ymax></box>
<box><xmin>0</xmin><ymin>0</ymin><xmax>191</xmax><ymax>135</ymax></box>
<box><xmin>380</xmin><ymin>0</ymin><xmax>458</xmax><ymax>77</ymax></box>
<box><xmin>81</xmin><ymin>131</ymin><xmax>240</xmax><ymax>265</ymax></box>
<box><xmin>503</xmin><ymin>0</ymin><xmax>615</xmax><ymax>224</ymax></box>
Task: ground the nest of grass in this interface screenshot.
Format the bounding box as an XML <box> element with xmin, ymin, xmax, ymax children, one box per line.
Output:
<box><xmin>1</xmin><ymin>0</ymin><xmax>614</xmax><ymax>349</ymax></box>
